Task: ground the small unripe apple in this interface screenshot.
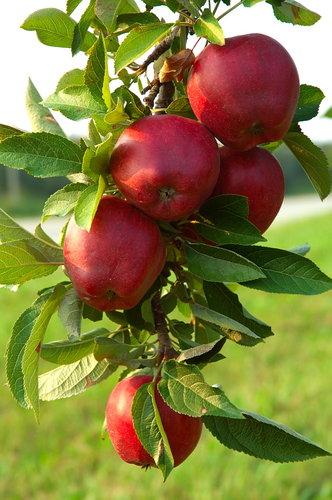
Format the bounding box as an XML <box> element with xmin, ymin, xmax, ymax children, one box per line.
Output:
<box><xmin>106</xmin><ymin>374</ymin><xmax>203</xmax><ymax>468</ymax></box>
<box><xmin>187</xmin><ymin>34</ymin><xmax>300</xmax><ymax>151</ymax></box>
<box><xmin>63</xmin><ymin>196</ymin><xmax>166</xmax><ymax>311</ymax></box>
<box><xmin>110</xmin><ymin>114</ymin><xmax>220</xmax><ymax>221</ymax></box>
<box><xmin>210</xmin><ymin>146</ymin><xmax>285</xmax><ymax>234</ymax></box>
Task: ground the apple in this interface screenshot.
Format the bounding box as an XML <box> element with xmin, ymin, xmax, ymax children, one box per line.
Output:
<box><xmin>106</xmin><ymin>374</ymin><xmax>203</xmax><ymax>468</ymax></box>
<box><xmin>110</xmin><ymin>114</ymin><xmax>220</xmax><ymax>221</ymax></box>
<box><xmin>210</xmin><ymin>146</ymin><xmax>285</xmax><ymax>234</ymax></box>
<box><xmin>63</xmin><ymin>195</ymin><xmax>166</xmax><ymax>311</ymax></box>
<box><xmin>187</xmin><ymin>34</ymin><xmax>300</xmax><ymax>151</ymax></box>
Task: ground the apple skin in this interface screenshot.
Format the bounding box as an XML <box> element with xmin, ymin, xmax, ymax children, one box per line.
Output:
<box><xmin>63</xmin><ymin>196</ymin><xmax>166</xmax><ymax>311</ymax></box>
<box><xmin>187</xmin><ymin>34</ymin><xmax>300</xmax><ymax>151</ymax></box>
<box><xmin>106</xmin><ymin>374</ymin><xmax>203</xmax><ymax>468</ymax></box>
<box><xmin>110</xmin><ymin>114</ymin><xmax>220</xmax><ymax>221</ymax></box>
<box><xmin>210</xmin><ymin>146</ymin><xmax>285</xmax><ymax>234</ymax></box>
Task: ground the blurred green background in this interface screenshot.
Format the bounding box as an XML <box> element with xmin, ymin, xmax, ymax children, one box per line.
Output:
<box><xmin>0</xmin><ymin>209</ymin><xmax>331</xmax><ymax>499</ymax></box>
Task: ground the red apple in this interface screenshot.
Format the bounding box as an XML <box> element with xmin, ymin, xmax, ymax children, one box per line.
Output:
<box><xmin>187</xmin><ymin>34</ymin><xmax>300</xmax><ymax>151</ymax></box>
<box><xmin>210</xmin><ymin>146</ymin><xmax>285</xmax><ymax>234</ymax></box>
<box><xmin>63</xmin><ymin>195</ymin><xmax>166</xmax><ymax>311</ymax></box>
<box><xmin>110</xmin><ymin>114</ymin><xmax>220</xmax><ymax>221</ymax></box>
<box><xmin>106</xmin><ymin>374</ymin><xmax>203</xmax><ymax>468</ymax></box>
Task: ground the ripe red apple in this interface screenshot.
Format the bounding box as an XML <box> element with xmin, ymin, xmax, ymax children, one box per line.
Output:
<box><xmin>210</xmin><ymin>146</ymin><xmax>285</xmax><ymax>234</ymax></box>
<box><xmin>63</xmin><ymin>195</ymin><xmax>166</xmax><ymax>311</ymax></box>
<box><xmin>106</xmin><ymin>374</ymin><xmax>203</xmax><ymax>468</ymax></box>
<box><xmin>187</xmin><ymin>34</ymin><xmax>300</xmax><ymax>151</ymax></box>
<box><xmin>109</xmin><ymin>114</ymin><xmax>220</xmax><ymax>221</ymax></box>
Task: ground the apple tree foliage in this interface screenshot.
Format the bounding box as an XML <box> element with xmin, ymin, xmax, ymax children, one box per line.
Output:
<box><xmin>0</xmin><ymin>0</ymin><xmax>332</xmax><ymax>480</ymax></box>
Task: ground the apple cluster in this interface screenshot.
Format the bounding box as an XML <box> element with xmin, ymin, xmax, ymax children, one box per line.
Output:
<box><xmin>63</xmin><ymin>33</ymin><xmax>301</xmax><ymax>470</ymax></box>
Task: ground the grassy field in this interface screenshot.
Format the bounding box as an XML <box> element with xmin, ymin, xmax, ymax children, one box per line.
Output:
<box><xmin>1</xmin><ymin>212</ymin><xmax>332</xmax><ymax>500</ymax></box>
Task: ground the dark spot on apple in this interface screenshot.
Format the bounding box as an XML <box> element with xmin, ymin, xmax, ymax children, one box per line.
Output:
<box><xmin>159</xmin><ymin>186</ymin><xmax>176</xmax><ymax>202</ymax></box>
<box><xmin>248</xmin><ymin>123</ymin><xmax>265</xmax><ymax>135</ymax></box>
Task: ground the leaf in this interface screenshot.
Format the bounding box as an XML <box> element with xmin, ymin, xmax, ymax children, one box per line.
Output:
<box><xmin>42</xmin><ymin>183</ymin><xmax>86</xmax><ymax>222</ymax></box>
<box><xmin>283</xmin><ymin>125</ymin><xmax>331</xmax><ymax>200</ymax></box>
<box><xmin>185</xmin><ymin>243</ymin><xmax>266</xmax><ymax>283</ymax></box>
<box><xmin>42</xmin><ymin>85</ymin><xmax>108</xmax><ymax>121</ymax></box>
<box><xmin>111</xmin><ymin>86</ymin><xmax>150</xmax><ymax>120</ymax></box>
<box><xmin>22</xmin><ymin>286</ymin><xmax>66</xmax><ymax>422</ymax></box>
<box><xmin>21</xmin><ymin>8</ymin><xmax>96</xmax><ymax>51</ymax></box>
<box><xmin>6</xmin><ymin>292</ymin><xmax>54</xmax><ymax>410</ymax></box>
<box><xmin>56</xmin><ymin>69</ymin><xmax>85</xmax><ymax>92</ymax></box>
<box><xmin>115</xmin><ymin>12</ymin><xmax>160</xmax><ymax>35</ymax></box>
<box><xmin>176</xmin><ymin>338</ymin><xmax>226</xmax><ymax>365</ymax></box>
<box><xmin>203</xmin><ymin>281</ymin><xmax>273</xmax><ymax>340</ymax></box>
<box><xmin>114</xmin><ymin>23</ymin><xmax>173</xmax><ymax>74</ymax></box>
<box><xmin>292</xmin><ymin>84</ymin><xmax>325</xmax><ymax>123</ymax></box>
<box><xmin>0</xmin><ymin>208</ymin><xmax>40</xmax><ymax>244</ymax></box>
<box><xmin>226</xmin><ymin>245</ymin><xmax>332</xmax><ymax>295</ymax></box>
<box><xmin>266</xmin><ymin>0</ymin><xmax>321</xmax><ymax>26</ymax></box>
<box><xmin>38</xmin><ymin>354</ymin><xmax>115</xmax><ymax>401</ymax></box>
<box><xmin>0</xmin><ymin>240</ymin><xmax>63</xmax><ymax>286</ymax></box>
<box><xmin>158</xmin><ymin>360</ymin><xmax>243</xmax><ymax>419</ymax></box>
<box><xmin>93</xmin><ymin>336</ymin><xmax>132</xmax><ymax>362</ymax></box>
<box><xmin>194</xmin><ymin>211</ymin><xmax>265</xmax><ymax>246</ymax></box>
<box><xmin>74</xmin><ymin>175</ymin><xmax>108</xmax><ymax>231</ymax></box>
<box><xmin>58</xmin><ymin>288</ymin><xmax>84</xmax><ymax>340</ymax></box>
<box><xmin>72</xmin><ymin>0</ymin><xmax>96</xmax><ymax>56</ymax></box>
<box><xmin>25</xmin><ymin>79</ymin><xmax>66</xmax><ymax>137</ymax></box>
<box><xmin>175</xmin><ymin>0</ymin><xmax>199</xmax><ymax>17</ymax></box>
<box><xmin>202</xmin><ymin>410</ymin><xmax>331</xmax><ymax>462</ymax></box>
<box><xmin>200</xmin><ymin>194</ymin><xmax>250</xmax><ymax>219</ymax></box>
<box><xmin>194</xmin><ymin>9</ymin><xmax>225</xmax><ymax>46</ymax></box>
<box><xmin>40</xmin><ymin>328</ymin><xmax>110</xmax><ymax>364</ymax></box>
<box><xmin>95</xmin><ymin>0</ymin><xmax>140</xmax><ymax>33</ymax></box>
<box><xmin>165</xmin><ymin>97</ymin><xmax>197</xmax><ymax>120</ymax></box>
<box><xmin>0</xmin><ymin>132</ymin><xmax>83</xmax><ymax>178</ymax></box>
<box><xmin>67</xmin><ymin>0</ymin><xmax>84</xmax><ymax>15</ymax></box>
<box><xmin>190</xmin><ymin>302</ymin><xmax>263</xmax><ymax>346</ymax></box>
<box><xmin>159</xmin><ymin>49</ymin><xmax>195</xmax><ymax>83</ymax></box>
<box><xmin>132</xmin><ymin>381</ymin><xmax>174</xmax><ymax>480</ymax></box>
<box><xmin>0</xmin><ymin>124</ymin><xmax>24</xmax><ymax>141</ymax></box>
<box><xmin>84</xmin><ymin>33</ymin><xmax>112</xmax><ymax>109</ymax></box>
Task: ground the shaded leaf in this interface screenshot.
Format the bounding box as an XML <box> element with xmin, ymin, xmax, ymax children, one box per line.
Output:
<box><xmin>283</xmin><ymin>126</ymin><xmax>331</xmax><ymax>200</ymax></box>
<box><xmin>165</xmin><ymin>97</ymin><xmax>197</xmax><ymax>120</ymax></box>
<box><xmin>203</xmin><ymin>410</ymin><xmax>331</xmax><ymax>462</ymax></box>
<box><xmin>58</xmin><ymin>288</ymin><xmax>84</xmax><ymax>340</ymax></box>
<box><xmin>292</xmin><ymin>84</ymin><xmax>325</xmax><ymax>123</ymax></box>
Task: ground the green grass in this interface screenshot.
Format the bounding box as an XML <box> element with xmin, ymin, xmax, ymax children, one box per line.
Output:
<box><xmin>1</xmin><ymin>213</ymin><xmax>332</xmax><ymax>499</ymax></box>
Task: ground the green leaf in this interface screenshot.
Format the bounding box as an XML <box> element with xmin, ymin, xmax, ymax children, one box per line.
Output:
<box><xmin>72</xmin><ymin>0</ymin><xmax>96</xmax><ymax>56</ymax></box>
<box><xmin>115</xmin><ymin>12</ymin><xmax>160</xmax><ymax>34</ymax></box>
<box><xmin>25</xmin><ymin>79</ymin><xmax>66</xmax><ymax>137</ymax></box>
<box><xmin>185</xmin><ymin>244</ymin><xmax>266</xmax><ymax>283</ymax></box>
<box><xmin>74</xmin><ymin>175</ymin><xmax>108</xmax><ymax>231</ymax></box>
<box><xmin>114</xmin><ymin>23</ymin><xmax>173</xmax><ymax>74</ymax></box>
<box><xmin>159</xmin><ymin>360</ymin><xmax>243</xmax><ymax>419</ymax></box>
<box><xmin>266</xmin><ymin>0</ymin><xmax>321</xmax><ymax>26</ymax></box>
<box><xmin>93</xmin><ymin>336</ymin><xmax>131</xmax><ymax>362</ymax></box>
<box><xmin>42</xmin><ymin>85</ymin><xmax>108</xmax><ymax>121</ymax></box>
<box><xmin>166</xmin><ymin>97</ymin><xmax>197</xmax><ymax>120</ymax></box>
<box><xmin>22</xmin><ymin>287</ymin><xmax>66</xmax><ymax>422</ymax></box>
<box><xmin>194</xmin><ymin>9</ymin><xmax>225</xmax><ymax>46</ymax></box>
<box><xmin>199</xmin><ymin>194</ymin><xmax>250</xmax><ymax>219</ymax></box>
<box><xmin>0</xmin><ymin>208</ymin><xmax>40</xmax><ymax>244</ymax></box>
<box><xmin>226</xmin><ymin>245</ymin><xmax>332</xmax><ymax>295</ymax></box>
<box><xmin>292</xmin><ymin>84</ymin><xmax>325</xmax><ymax>123</ymax></box>
<box><xmin>176</xmin><ymin>338</ymin><xmax>226</xmax><ymax>365</ymax></box>
<box><xmin>84</xmin><ymin>33</ymin><xmax>112</xmax><ymax>109</ymax></box>
<box><xmin>194</xmin><ymin>209</ymin><xmax>265</xmax><ymax>246</ymax></box>
<box><xmin>6</xmin><ymin>292</ymin><xmax>54</xmax><ymax>410</ymax></box>
<box><xmin>0</xmin><ymin>124</ymin><xmax>24</xmax><ymax>141</ymax></box>
<box><xmin>56</xmin><ymin>69</ymin><xmax>85</xmax><ymax>92</ymax></box>
<box><xmin>190</xmin><ymin>302</ymin><xmax>263</xmax><ymax>346</ymax></box>
<box><xmin>203</xmin><ymin>410</ymin><xmax>331</xmax><ymax>462</ymax></box>
<box><xmin>132</xmin><ymin>381</ymin><xmax>174</xmax><ymax>480</ymax></box>
<box><xmin>175</xmin><ymin>0</ymin><xmax>199</xmax><ymax>17</ymax></box>
<box><xmin>112</xmin><ymin>86</ymin><xmax>150</xmax><ymax>120</ymax></box>
<box><xmin>0</xmin><ymin>240</ymin><xmax>63</xmax><ymax>286</ymax></box>
<box><xmin>38</xmin><ymin>354</ymin><xmax>115</xmax><ymax>401</ymax></box>
<box><xmin>283</xmin><ymin>126</ymin><xmax>331</xmax><ymax>200</ymax></box>
<box><xmin>204</xmin><ymin>281</ymin><xmax>273</xmax><ymax>340</ymax></box>
<box><xmin>21</xmin><ymin>8</ymin><xmax>96</xmax><ymax>51</ymax></box>
<box><xmin>40</xmin><ymin>328</ymin><xmax>110</xmax><ymax>364</ymax></box>
<box><xmin>0</xmin><ymin>132</ymin><xmax>83</xmax><ymax>178</ymax></box>
<box><xmin>42</xmin><ymin>183</ymin><xmax>86</xmax><ymax>222</ymax></box>
<box><xmin>58</xmin><ymin>288</ymin><xmax>84</xmax><ymax>340</ymax></box>
<box><xmin>67</xmin><ymin>0</ymin><xmax>84</xmax><ymax>15</ymax></box>
<box><xmin>95</xmin><ymin>0</ymin><xmax>140</xmax><ymax>33</ymax></box>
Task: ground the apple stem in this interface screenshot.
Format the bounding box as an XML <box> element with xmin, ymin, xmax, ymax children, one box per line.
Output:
<box><xmin>151</xmin><ymin>291</ymin><xmax>177</xmax><ymax>366</ymax></box>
